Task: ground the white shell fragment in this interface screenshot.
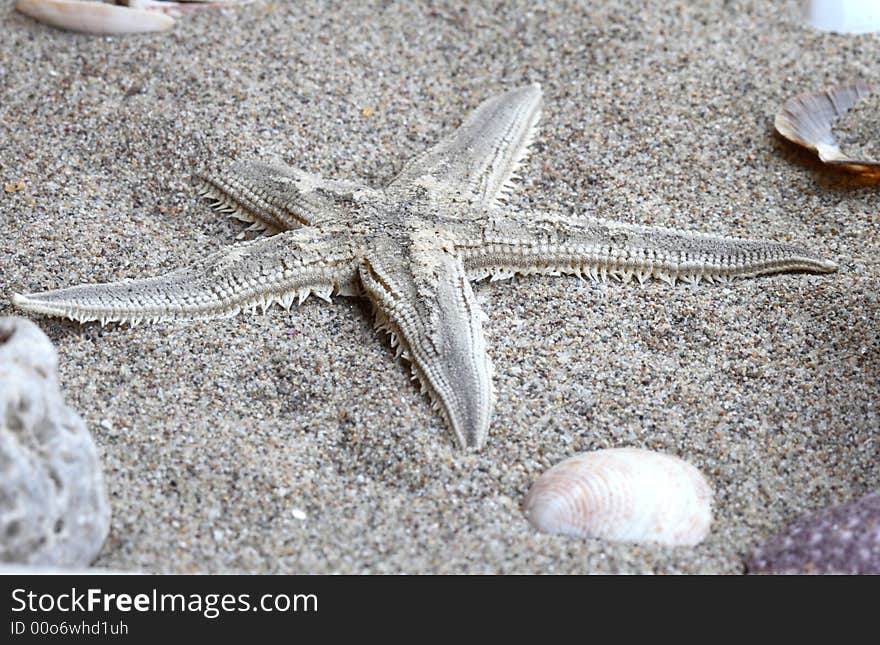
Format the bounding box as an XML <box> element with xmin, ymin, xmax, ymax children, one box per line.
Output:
<box><xmin>775</xmin><ymin>83</ymin><xmax>880</xmax><ymax>176</ymax></box>
<box><xmin>524</xmin><ymin>448</ymin><xmax>713</xmax><ymax>546</ymax></box>
<box><xmin>15</xmin><ymin>0</ymin><xmax>175</xmax><ymax>34</ymax></box>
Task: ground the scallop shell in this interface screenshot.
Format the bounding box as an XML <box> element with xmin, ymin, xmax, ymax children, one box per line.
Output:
<box><xmin>524</xmin><ymin>448</ymin><xmax>713</xmax><ymax>546</ymax></box>
<box><xmin>775</xmin><ymin>83</ymin><xmax>880</xmax><ymax>176</ymax></box>
<box><xmin>15</xmin><ymin>0</ymin><xmax>175</xmax><ymax>34</ymax></box>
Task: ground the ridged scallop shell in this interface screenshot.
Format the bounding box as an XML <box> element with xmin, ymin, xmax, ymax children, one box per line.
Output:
<box><xmin>15</xmin><ymin>0</ymin><xmax>175</xmax><ymax>34</ymax></box>
<box><xmin>775</xmin><ymin>83</ymin><xmax>880</xmax><ymax>176</ymax></box>
<box><xmin>524</xmin><ymin>448</ymin><xmax>713</xmax><ymax>546</ymax></box>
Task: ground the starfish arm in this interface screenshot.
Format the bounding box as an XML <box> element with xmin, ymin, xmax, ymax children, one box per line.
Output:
<box><xmin>195</xmin><ymin>160</ymin><xmax>369</xmax><ymax>232</ymax></box>
<box><xmin>358</xmin><ymin>238</ymin><xmax>493</xmax><ymax>449</ymax></box>
<box><xmin>12</xmin><ymin>227</ymin><xmax>361</xmax><ymax>326</ymax></box>
<box><xmin>388</xmin><ymin>84</ymin><xmax>542</xmax><ymax>208</ymax></box>
<box><xmin>455</xmin><ymin>211</ymin><xmax>838</xmax><ymax>285</ymax></box>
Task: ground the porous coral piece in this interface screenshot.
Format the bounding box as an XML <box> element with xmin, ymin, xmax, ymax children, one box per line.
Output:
<box><xmin>0</xmin><ymin>317</ymin><xmax>110</xmax><ymax>566</ymax></box>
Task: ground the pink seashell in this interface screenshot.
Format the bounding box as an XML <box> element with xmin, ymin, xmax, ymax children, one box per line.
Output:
<box><xmin>15</xmin><ymin>0</ymin><xmax>175</xmax><ymax>34</ymax></box>
<box><xmin>524</xmin><ymin>448</ymin><xmax>713</xmax><ymax>546</ymax></box>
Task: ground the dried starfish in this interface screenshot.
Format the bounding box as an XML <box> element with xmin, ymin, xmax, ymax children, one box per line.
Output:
<box><xmin>13</xmin><ymin>85</ymin><xmax>837</xmax><ymax>449</ymax></box>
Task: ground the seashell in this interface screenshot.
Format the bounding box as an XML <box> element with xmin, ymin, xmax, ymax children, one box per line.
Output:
<box><xmin>524</xmin><ymin>448</ymin><xmax>713</xmax><ymax>546</ymax></box>
<box><xmin>747</xmin><ymin>490</ymin><xmax>880</xmax><ymax>575</ymax></box>
<box><xmin>127</xmin><ymin>0</ymin><xmax>252</xmax><ymax>15</ymax></box>
<box><xmin>15</xmin><ymin>0</ymin><xmax>175</xmax><ymax>34</ymax></box>
<box><xmin>774</xmin><ymin>83</ymin><xmax>880</xmax><ymax>176</ymax></box>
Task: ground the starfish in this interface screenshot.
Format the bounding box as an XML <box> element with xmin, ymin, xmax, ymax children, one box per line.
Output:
<box><xmin>12</xmin><ymin>84</ymin><xmax>837</xmax><ymax>450</ymax></box>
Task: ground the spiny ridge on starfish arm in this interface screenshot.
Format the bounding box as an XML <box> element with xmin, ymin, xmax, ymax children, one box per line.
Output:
<box><xmin>358</xmin><ymin>235</ymin><xmax>494</xmax><ymax>449</ymax></box>
<box><xmin>459</xmin><ymin>212</ymin><xmax>837</xmax><ymax>286</ymax></box>
<box><xmin>193</xmin><ymin>159</ymin><xmax>369</xmax><ymax>234</ymax></box>
<box><xmin>12</xmin><ymin>83</ymin><xmax>837</xmax><ymax>450</ymax></box>
<box><xmin>13</xmin><ymin>226</ymin><xmax>363</xmax><ymax>326</ymax></box>
<box><xmin>389</xmin><ymin>83</ymin><xmax>543</xmax><ymax>208</ymax></box>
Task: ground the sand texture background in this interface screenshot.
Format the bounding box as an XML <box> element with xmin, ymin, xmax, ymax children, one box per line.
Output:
<box><xmin>0</xmin><ymin>0</ymin><xmax>877</xmax><ymax>573</ymax></box>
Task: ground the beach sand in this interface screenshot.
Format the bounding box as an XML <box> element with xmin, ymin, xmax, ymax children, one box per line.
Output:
<box><xmin>0</xmin><ymin>0</ymin><xmax>876</xmax><ymax>573</ymax></box>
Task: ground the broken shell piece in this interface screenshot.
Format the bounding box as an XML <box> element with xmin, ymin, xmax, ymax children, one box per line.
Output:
<box><xmin>524</xmin><ymin>448</ymin><xmax>713</xmax><ymax>546</ymax></box>
<box><xmin>775</xmin><ymin>83</ymin><xmax>880</xmax><ymax>175</ymax></box>
<box><xmin>15</xmin><ymin>0</ymin><xmax>175</xmax><ymax>34</ymax></box>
